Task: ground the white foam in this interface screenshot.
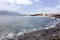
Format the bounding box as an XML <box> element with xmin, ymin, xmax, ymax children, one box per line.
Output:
<box><xmin>44</xmin><ymin>19</ymin><xmax>60</xmax><ymax>29</ymax></box>
<box><xmin>17</xmin><ymin>32</ymin><xmax>23</xmax><ymax>36</ymax></box>
<box><xmin>32</xmin><ymin>28</ymin><xmax>37</xmax><ymax>31</ymax></box>
<box><xmin>6</xmin><ymin>32</ymin><xmax>15</xmax><ymax>38</ymax></box>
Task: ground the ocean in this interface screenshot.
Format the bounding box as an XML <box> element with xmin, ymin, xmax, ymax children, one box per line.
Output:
<box><xmin>0</xmin><ymin>15</ymin><xmax>57</xmax><ymax>39</ymax></box>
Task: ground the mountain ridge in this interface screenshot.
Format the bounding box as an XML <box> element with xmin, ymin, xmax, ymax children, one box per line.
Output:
<box><xmin>0</xmin><ymin>10</ymin><xmax>21</xmax><ymax>16</ymax></box>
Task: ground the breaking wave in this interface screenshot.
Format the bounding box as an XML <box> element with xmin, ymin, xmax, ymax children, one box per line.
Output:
<box><xmin>0</xmin><ymin>16</ymin><xmax>58</xmax><ymax>40</ymax></box>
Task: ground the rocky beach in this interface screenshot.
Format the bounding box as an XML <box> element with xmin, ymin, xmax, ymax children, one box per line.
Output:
<box><xmin>0</xmin><ymin>0</ymin><xmax>60</xmax><ymax>40</ymax></box>
<box><xmin>5</xmin><ymin>19</ymin><xmax>60</xmax><ymax>40</ymax></box>
<box><xmin>17</xmin><ymin>21</ymin><xmax>60</xmax><ymax>40</ymax></box>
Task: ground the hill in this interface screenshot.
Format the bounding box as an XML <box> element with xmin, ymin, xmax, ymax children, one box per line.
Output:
<box><xmin>0</xmin><ymin>10</ymin><xmax>21</xmax><ymax>16</ymax></box>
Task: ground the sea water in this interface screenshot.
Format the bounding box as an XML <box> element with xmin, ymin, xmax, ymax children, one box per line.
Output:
<box><xmin>0</xmin><ymin>15</ymin><xmax>57</xmax><ymax>39</ymax></box>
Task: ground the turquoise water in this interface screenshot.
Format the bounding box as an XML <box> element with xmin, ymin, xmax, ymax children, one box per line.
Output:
<box><xmin>0</xmin><ymin>16</ymin><xmax>56</xmax><ymax>38</ymax></box>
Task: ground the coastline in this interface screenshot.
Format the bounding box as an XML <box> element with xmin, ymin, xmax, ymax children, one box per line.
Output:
<box><xmin>6</xmin><ymin>19</ymin><xmax>60</xmax><ymax>40</ymax></box>
<box><xmin>0</xmin><ymin>17</ymin><xmax>60</xmax><ymax>40</ymax></box>
<box><xmin>17</xmin><ymin>20</ymin><xmax>60</xmax><ymax>40</ymax></box>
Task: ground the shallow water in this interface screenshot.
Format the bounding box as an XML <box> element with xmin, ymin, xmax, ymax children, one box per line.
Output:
<box><xmin>0</xmin><ymin>15</ymin><xmax>57</xmax><ymax>39</ymax></box>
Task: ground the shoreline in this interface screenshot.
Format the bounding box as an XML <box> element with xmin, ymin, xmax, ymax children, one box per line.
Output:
<box><xmin>17</xmin><ymin>20</ymin><xmax>60</xmax><ymax>40</ymax></box>
<box><xmin>6</xmin><ymin>19</ymin><xmax>60</xmax><ymax>40</ymax></box>
<box><xmin>17</xmin><ymin>19</ymin><xmax>59</xmax><ymax>36</ymax></box>
<box><xmin>0</xmin><ymin>17</ymin><xmax>59</xmax><ymax>40</ymax></box>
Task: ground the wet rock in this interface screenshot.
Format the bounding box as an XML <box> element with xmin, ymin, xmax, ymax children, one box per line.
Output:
<box><xmin>7</xmin><ymin>38</ymin><xmax>14</xmax><ymax>40</ymax></box>
<box><xmin>17</xmin><ymin>22</ymin><xmax>60</xmax><ymax>40</ymax></box>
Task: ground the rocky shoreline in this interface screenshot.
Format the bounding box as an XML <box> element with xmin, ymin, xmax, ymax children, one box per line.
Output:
<box><xmin>6</xmin><ymin>20</ymin><xmax>60</xmax><ymax>40</ymax></box>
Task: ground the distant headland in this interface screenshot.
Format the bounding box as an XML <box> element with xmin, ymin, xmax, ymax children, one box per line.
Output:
<box><xmin>30</xmin><ymin>13</ymin><xmax>60</xmax><ymax>19</ymax></box>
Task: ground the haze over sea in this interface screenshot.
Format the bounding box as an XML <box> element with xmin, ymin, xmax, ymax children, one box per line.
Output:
<box><xmin>0</xmin><ymin>15</ymin><xmax>57</xmax><ymax>39</ymax></box>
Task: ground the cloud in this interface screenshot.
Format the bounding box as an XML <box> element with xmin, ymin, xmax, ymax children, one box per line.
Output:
<box><xmin>29</xmin><ymin>4</ymin><xmax>60</xmax><ymax>14</ymax></box>
<box><xmin>0</xmin><ymin>0</ymin><xmax>24</xmax><ymax>12</ymax></box>
<box><xmin>33</xmin><ymin>0</ymin><xmax>39</xmax><ymax>3</ymax></box>
<box><xmin>15</xmin><ymin>0</ymin><xmax>33</xmax><ymax>5</ymax></box>
<box><xmin>0</xmin><ymin>3</ymin><xmax>21</xmax><ymax>12</ymax></box>
<box><xmin>4</xmin><ymin>0</ymin><xmax>34</xmax><ymax>5</ymax></box>
<box><xmin>58</xmin><ymin>0</ymin><xmax>60</xmax><ymax>3</ymax></box>
<box><xmin>0</xmin><ymin>0</ymin><xmax>40</xmax><ymax>5</ymax></box>
<box><xmin>6</xmin><ymin>0</ymin><xmax>15</xmax><ymax>4</ymax></box>
<box><xmin>0</xmin><ymin>0</ymin><xmax>40</xmax><ymax>12</ymax></box>
<box><xmin>5</xmin><ymin>0</ymin><xmax>33</xmax><ymax>5</ymax></box>
<box><xmin>37</xmin><ymin>5</ymin><xmax>60</xmax><ymax>14</ymax></box>
<box><xmin>0</xmin><ymin>0</ymin><xmax>60</xmax><ymax>14</ymax></box>
<box><xmin>0</xmin><ymin>0</ymin><xmax>5</xmax><ymax>3</ymax></box>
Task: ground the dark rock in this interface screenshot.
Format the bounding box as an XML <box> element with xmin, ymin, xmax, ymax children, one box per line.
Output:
<box><xmin>7</xmin><ymin>38</ymin><xmax>14</xmax><ymax>40</ymax></box>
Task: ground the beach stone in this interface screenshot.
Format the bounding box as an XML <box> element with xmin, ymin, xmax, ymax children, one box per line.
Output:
<box><xmin>7</xmin><ymin>38</ymin><xmax>14</xmax><ymax>40</ymax></box>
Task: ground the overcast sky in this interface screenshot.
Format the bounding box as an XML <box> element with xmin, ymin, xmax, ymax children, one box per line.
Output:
<box><xmin>0</xmin><ymin>0</ymin><xmax>60</xmax><ymax>14</ymax></box>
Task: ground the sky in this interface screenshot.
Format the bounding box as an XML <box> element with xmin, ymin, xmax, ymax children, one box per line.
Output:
<box><xmin>0</xmin><ymin>0</ymin><xmax>60</xmax><ymax>14</ymax></box>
